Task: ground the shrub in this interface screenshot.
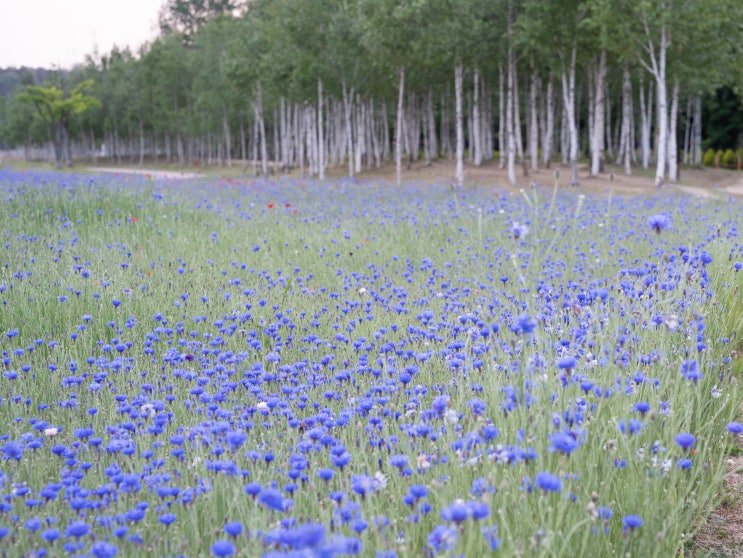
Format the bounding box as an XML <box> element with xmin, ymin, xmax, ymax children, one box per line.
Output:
<box><xmin>722</xmin><ymin>149</ymin><xmax>736</xmax><ymax>168</ymax></box>
<box><xmin>702</xmin><ymin>148</ymin><xmax>716</xmax><ymax>166</ymax></box>
<box><xmin>715</xmin><ymin>150</ymin><xmax>724</xmax><ymax>168</ymax></box>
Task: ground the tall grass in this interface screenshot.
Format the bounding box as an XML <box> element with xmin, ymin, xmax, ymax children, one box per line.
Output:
<box><xmin>0</xmin><ymin>168</ymin><xmax>741</xmax><ymax>557</ymax></box>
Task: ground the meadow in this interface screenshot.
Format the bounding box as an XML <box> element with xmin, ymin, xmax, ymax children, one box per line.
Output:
<box><xmin>0</xmin><ymin>168</ymin><xmax>742</xmax><ymax>557</ymax></box>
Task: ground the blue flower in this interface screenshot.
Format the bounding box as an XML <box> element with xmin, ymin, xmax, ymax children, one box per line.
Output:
<box><xmin>426</xmin><ymin>525</ymin><xmax>457</xmax><ymax>554</ymax></box>
<box><xmin>224</xmin><ymin>521</ymin><xmax>243</xmax><ymax>537</ymax></box>
<box><xmin>158</xmin><ymin>513</ymin><xmax>177</xmax><ymax>527</ymax></box>
<box><xmin>65</xmin><ymin>521</ymin><xmax>90</xmax><ymax>539</ymax></box>
<box><xmin>680</xmin><ymin>360</ymin><xmax>702</xmax><ymax>383</ymax></box>
<box><xmin>549</xmin><ymin>431</ymin><xmax>579</xmax><ymax>456</ymax></box>
<box><xmin>211</xmin><ymin>539</ymin><xmax>236</xmax><ymax>557</ymax></box>
<box><xmin>535</xmin><ymin>471</ymin><xmax>562</xmax><ymax>492</ymax></box>
<box><xmin>622</xmin><ymin>515</ymin><xmax>643</xmax><ymax>532</ymax></box>
<box><xmin>726</xmin><ymin>422</ymin><xmax>743</xmax><ymax>434</ymax></box>
<box><xmin>675</xmin><ymin>432</ymin><xmax>696</xmax><ymax>450</ymax></box>
<box><xmin>317</xmin><ymin>468</ymin><xmax>335</xmax><ymax>482</ymax></box>
<box><xmin>41</xmin><ymin>528</ymin><xmax>60</xmax><ymax>542</ymax></box>
<box><xmin>482</xmin><ymin>525</ymin><xmax>502</xmax><ymax>550</ymax></box>
<box><xmin>90</xmin><ymin>541</ymin><xmax>118</xmax><ymax>558</ymax></box>
<box><xmin>648</xmin><ymin>214</ymin><xmax>670</xmax><ymax>234</ymax></box>
<box><xmin>618</xmin><ymin>419</ymin><xmax>643</xmax><ymax>436</ymax></box>
<box><xmin>2</xmin><ymin>441</ymin><xmax>24</xmax><ymax>461</ymax></box>
<box><xmin>633</xmin><ymin>402</ymin><xmax>651</xmax><ymax>415</ymax></box>
<box><xmin>441</xmin><ymin>501</ymin><xmax>469</xmax><ymax>523</ymax></box>
<box><xmin>258</xmin><ymin>488</ymin><xmax>292</xmax><ymax>512</ymax></box>
<box><xmin>516</xmin><ymin>313</ymin><xmax>536</xmax><ymax>335</ymax></box>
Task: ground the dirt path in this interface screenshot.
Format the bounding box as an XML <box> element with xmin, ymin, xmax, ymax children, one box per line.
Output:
<box><xmin>87</xmin><ymin>167</ymin><xmax>205</xmax><ymax>179</ymax></box>
<box><xmin>84</xmin><ymin>160</ymin><xmax>743</xmax><ymax>199</ymax></box>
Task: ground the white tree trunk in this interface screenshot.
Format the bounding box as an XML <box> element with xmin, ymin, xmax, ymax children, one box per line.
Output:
<box><xmin>455</xmin><ymin>62</ymin><xmax>465</xmax><ymax>186</ymax></box>
<box><xmin>498</xmin><ymin>64</ymin><xmax>505</xmax><ymax>169</ymax></box>
<box><xmin>648</xmin><ymin>24</ymin><xmax>669</xmax><ymax>187</ymax></box>
<box><xmin>483</xmin><ymin>79</ymin><xmax>493</xmax><ymax>160</ymax></box>
<box><xmin>668</xmin><ymin>77</ymin><xmax>679</xmax><ymax>183</ymax></box>
<box><xmin>621</xmin><ymin>65</ymin><xmax>633</xmax><ymax>175</ymax></box>
<box><xmin>251</xmin><ymin>118</ymin><xmax>258</xmax><ymax>176</ymax></box>
<box><xmin>354</xmin><ymin>99</ymin><xmax>363</xmax><ymax>173</ymax></box>
<box><xmin>395</xmin><ymin>68</ymin><xmax>405</xmax><ymax>187</ymax></box>
<box><xmin>605</xmin><ymin>85</ymin><xmax>613</xmax><ymax>161</ymax></box>
<box><xmin>561</xmin><ymin>44</ymin><xmax>579</xmax><ymax>186</ymax></box>
<box><xmin>590</xmin><ymin>50</ymin><xmax>606</xmax><ymax>176</ymax></box>
<box><xmin>506</xmin><ymin>46</ymin><xmax>517</xmax><ymax>186</ymax></box>
<box><xmin>427</xmin><ymin>87</ymin><xmax>438</xmax><ymax>161</ymax></box>
<box><xmin>695</xmin><ymin>95</ymin><xmax>702</xmax><ymax>166</ymax></box>
<box><xmin>318</xmin><ymin>79</ymin><xmax>325</xmax><ymax>180</ymax></box>
<box><xmin>513</xmin><ymin>64</ymin><xmax>524</xmax><ymax>163</ymax></box>
<box><xmin>542</xmin><ymin>77</ymin><xmax>554</xmax><ymax>168</ymax></box>
<box><xmin>342</xmin><ymin>79</ymin><xmax>355</xmax><ymax>177</ymax></box>
<box><xmin>529</xmin><ymin>66</ymin><xmax>539</xmax><ymax>171</ymax></box>
<box><xmin>683</xmin><ymin>97</ymin><xmax>692</xmax><ymax>165</ymax></box>
<box><xmin>473</xmin><ymin>68</ymin><xmax>482</xmax><ymax>166</ymax></box>
<box><xmin>639</xmin><ymin>76</ymin><xmax>650</xmax><ymax>169</ymax></box>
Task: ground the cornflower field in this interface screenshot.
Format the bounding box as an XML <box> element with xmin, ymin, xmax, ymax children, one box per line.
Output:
<box><xmin>0</xmin><ymin>168</ymin><xmax>742</xmax><ymax>558</ymax></box>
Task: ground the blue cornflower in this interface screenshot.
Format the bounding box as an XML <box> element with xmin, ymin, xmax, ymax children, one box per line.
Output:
<box><xmin>408</xmin><ymin>484</ymin><xmax>428</xmax><ymax>500</ymax></box>
<box><xmin>648</xmin><ymin>214</ymin><xmax>670</xmax><ymax>234</ymax></box>
<box><xmin>41</xmin><ymin>528</ymin><xmax>60</xmax><ymax>542</ymax></box>
<box><xmin>243</xmin><ymin>482</ymin><xmax>262</xmax><ymax>497</ymax></box>
<box><xmin>549</xmin><ymin>431</ymin><xmax>579</xmax><ymax>456</ymax></box>
<box><xmin>225</xmin><ymin>431</ymin><xmax>247</xmax><ymax>451</ymax></box>
<box><xmin>258</xmin><ymin>488</ymin><xmax>292</xmax><ymax>512</ymax></box>
<box><xmin>482</xmin><ymin>525</ymin><xmax>502</xmax><ymax>550</ymax></box>
<box><xmin>317</xmin><ymin>468</ymin><xmax>334</xmax><ymax>482</ymax></box>
<box><xmin>2</xmin><ymin>441</ymin><xmax>24</xmax><ymax>461</ymax></box>
<box><xmin>675</xmin><ymin>432</ymin><xmax>696</xmax><ymax>450</ymax></box>
<box><xmin>677</xmin><ymin>458</ymin><xmax>692</xmax><ymax>470</ymax></box>
<box><xmin>224</xmin><ymin>521</ymin><xmax>243</xmax><ymax>538</ymax></box>
<box><xmin>25</xmin><ymin>518</ymin><xmax>42</xmax><ymax>532</ymax></box>
<box><xmin>90</xmin><ymin>541</ymin><xmax>118</xmax><ymax>558</ymax></box>
<box><xmin>512</xmin><ymin>222</ymin><xmax>529</xmax><ymax>239</ymax></box>
<box><xmin>390</xmin><ymin>454</ymin><xmax>409</xmax><ymax>469</ymax></box>
<box><xmin>426</xmin><ymin>525</ymin><xmax>457</xmax><ymax>554</ymax></box>
<box><xmin>556</xmin><ymin>356</ymin><xmax>576</xmax><ymax>371</ymax></box>
<box><xmin>633</xmin><ymin>402</ymin><xmax>651</xmax><ymax>416</ymax></box>
<box><xmin>441</xmin><ymin>501</ymin><xmax>469</xmax><ymax>523</ymax></box>
<box><xmin>351</xmin><ymin>474</ymin><xmax>377</xmax><ymax>497</ymax></box>
<box><xmin>65</xmin><ymin>521</ymin><xmax>90</xmax><ymax>538</ymax></box>
<box><xmin>516</xmin><ymin>313</ymin><xmax>536</xmax><ymax>335</ymax></box>
<box><xmin>680</xmin><ymin>360</ymin><xmax>702</xmax><ymax>383</ymax></box>
<box><xmin>158</xmin><ymin>514</ymin><xmax>177</xmax><ymax>527</ymax></box>
<box><xmin>535</xmin><ymin>471</ymin><xmax>562</xmax><ymax>492</ymax></box>
<box><xmin>618</xmin><ymin>419</ymin><xmax>643</xmax><ymax>436</ymax></box>
<box><xmin>726</xmin><ymin>422</ymin><xmax>743</xmax><ymax>434</ymax></box>
<box><xmin>622</xmin><ymin>515</ymin><xmax>643</xmax><ymax>532</ymax></box>
<box><xmin>211</xmin><ymin>539</ymin><xmax>236</xmax><ymax>557</ymax></box>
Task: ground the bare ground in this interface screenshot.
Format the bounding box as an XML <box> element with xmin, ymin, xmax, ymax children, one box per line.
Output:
<box><xmin>337</xmin><ymin>158</ymin><xmax>743</xmax><ymax>199</ymax></box>
<box><xmin>693</xmin><ymin>453</ymin><xmax>743</xmax><ymax>557</ymax></box>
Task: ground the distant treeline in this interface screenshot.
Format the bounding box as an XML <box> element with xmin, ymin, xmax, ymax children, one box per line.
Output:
<box><xmin>1</xmin><ymin>0</ymin><xmax>742</xmax><ymax>186</ymax></box>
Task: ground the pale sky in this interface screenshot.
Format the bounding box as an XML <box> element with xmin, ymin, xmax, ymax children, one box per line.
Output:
<box><xmin>0</xmin><ymin>0</ymin><xmax>165</xmax><ymax>69</ymax></box>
